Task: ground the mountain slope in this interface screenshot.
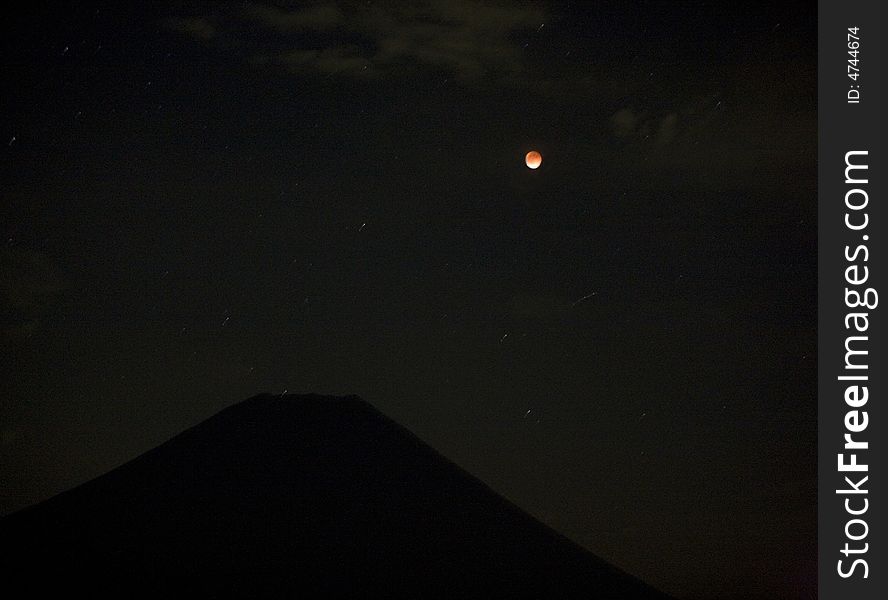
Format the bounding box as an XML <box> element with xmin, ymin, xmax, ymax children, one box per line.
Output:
<box><xmin>1</xmin><ymin>393</ymin><xmax>671</xmax><ymax>598</ymax></box>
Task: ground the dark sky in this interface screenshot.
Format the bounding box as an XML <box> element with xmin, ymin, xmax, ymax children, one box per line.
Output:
<box><xmin>2</xmin><ymin>2</ymin><xmax>816</xmax><ymax>599</ymax></box>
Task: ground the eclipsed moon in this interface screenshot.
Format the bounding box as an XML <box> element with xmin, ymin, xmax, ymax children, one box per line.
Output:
<box><xmin>525</xmin><ymin>150</ymin><xmax>542</xmax><ymax>169</ymax></box>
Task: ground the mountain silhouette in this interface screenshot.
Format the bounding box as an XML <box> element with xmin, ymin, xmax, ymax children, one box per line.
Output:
<box><xmin>1</xmin><ymin>393</ymin><xmax>672</xmax><ymax>598</ymax></box>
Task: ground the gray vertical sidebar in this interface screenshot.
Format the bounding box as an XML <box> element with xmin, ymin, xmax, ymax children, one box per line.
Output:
<box><xmin>819</xmin><ymin>2</ymin><xmax>885</xmax><ymax>598</ymax></box>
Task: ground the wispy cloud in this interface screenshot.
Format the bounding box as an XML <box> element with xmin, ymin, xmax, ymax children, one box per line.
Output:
<box><xmin>244</xmin><ymin>2</ymin><xmax>345</xmax><ymax>32</ymax></box>
<box><xmin>170</xmin><ymin>1</ymin><xmax>547</xmax><ymax>82</ymax></box>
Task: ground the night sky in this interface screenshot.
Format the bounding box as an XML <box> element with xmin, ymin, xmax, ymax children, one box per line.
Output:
<box><xmin>2</xmin><ymin>2</ymin><xmax>816</xmax><ymax>599</ymax></box>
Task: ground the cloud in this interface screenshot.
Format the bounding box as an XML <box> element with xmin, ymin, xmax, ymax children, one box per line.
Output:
<box><xmin>174</xmin><ymin>1</ymin><xmax>547</xmax><ymax>82</ymax></box>
<box><xmin>611</xmin><ymin>109</ymin><xmax>639</xmax><ymax>137</ymax></box>
<box><xmin>244</xmin><ymin>2</ymin><xmax>344</xmax><ymax>31</ymax></box>
<box><xmin>610</xmin><ymin>103</ymin><xmax>715</xmax><ymax>148</ymax></box>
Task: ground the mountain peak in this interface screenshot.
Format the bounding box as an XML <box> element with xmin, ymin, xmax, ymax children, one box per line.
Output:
<box><xmin>2</xmin><ymin>392</ymin><xmax>671</xmax><ymax>598</ymax></box>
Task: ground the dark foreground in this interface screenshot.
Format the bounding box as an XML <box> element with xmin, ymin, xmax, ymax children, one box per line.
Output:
<box><xmin>1</xmin><ymin>393</ymin><xmax>672</xmax><ymax>598</ymax></box>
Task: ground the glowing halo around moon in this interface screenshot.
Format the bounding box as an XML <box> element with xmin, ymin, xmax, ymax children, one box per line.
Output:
<box><xmin>525</xmin><ymin>150</ymin><xmax>542</xmax><ymax>169</ymax></box>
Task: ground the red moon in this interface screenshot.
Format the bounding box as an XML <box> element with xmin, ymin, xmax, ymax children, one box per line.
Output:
<box><xmin>525</xmin><ymin>150</ymin><xmax>542</xmax><ymax>169</ymax></box>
